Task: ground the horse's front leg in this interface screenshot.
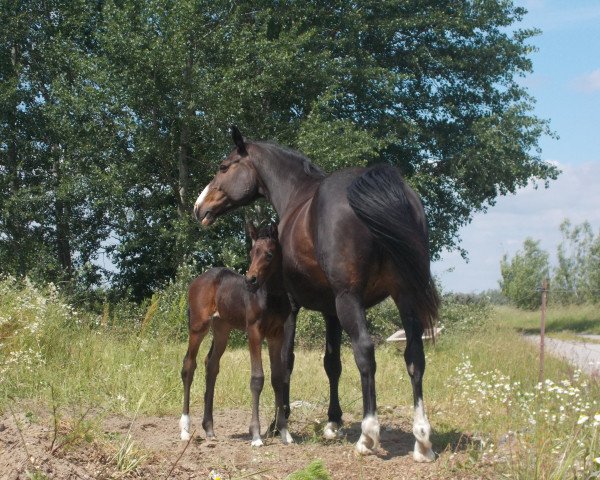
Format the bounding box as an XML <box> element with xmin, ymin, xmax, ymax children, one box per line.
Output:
<box><xmin>281</xmin><ymin>297</ymin><xmax>299</xmax><ymax>419</ymax></box>
<box><xmin>398</xmin><ymin>304</ymin><xmax>435</xmax><ymax>462</ymax></box>
<box><xmin>323</xmin><ymin>314</ymin><xmax>343</xmax><ymax>440</ymax></box>
<box><xmin>248</xmin><ymin>323</ymin><xmax>265</xmax><ymax>446</ymax></box>
<box><xmin>335</xmin><ymin>293</ymin><xmax>379</xmax><ymax>455</ymax></box>
<box><xmin>267</xmin><ymin>333</ymin><xmax>293</xmax><ymax>444</ymax></box>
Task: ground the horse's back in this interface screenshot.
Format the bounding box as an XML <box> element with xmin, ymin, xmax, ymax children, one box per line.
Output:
<box><xmin>188</xmin><ymin>268</ymin><xmax>245</xmax><ymax>323</ymax></box>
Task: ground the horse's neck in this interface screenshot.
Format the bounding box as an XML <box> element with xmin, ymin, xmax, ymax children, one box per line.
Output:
<box><xmin>251</xmin><ymin>145</ymin><xmax>320</xmax><ymax>216</ymax></box>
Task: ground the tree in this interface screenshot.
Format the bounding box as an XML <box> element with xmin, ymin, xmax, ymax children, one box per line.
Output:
<box><xmin>553</xmin><ymin>220</ymin><xmax>600</xmax><ymax>304</ymax></box>
<box><xmin>500</xmin><ymin>238</ymin><xmax>549</xmax><ymax>309</ymax></box>
<box><xmin>2</xmin><ymin>0</ymin><xmax>559</xmax><ymax>300</ymax></box>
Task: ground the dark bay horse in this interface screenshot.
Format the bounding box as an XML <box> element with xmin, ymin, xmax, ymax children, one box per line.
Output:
<box><xmin>180</xmin><ymin>224</ymin><xmax>293</xmax><ymax>447</ymax></box>
<box><xmin>193</xmin><ymin>127</ymin><xmax>439</xmax><ymax>461</ymax></box>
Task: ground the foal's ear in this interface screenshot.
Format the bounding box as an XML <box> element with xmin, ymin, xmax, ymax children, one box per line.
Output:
<box><xmin>230</xmin><ymin>125</ymin><xmax>248</xmax><ymax>156</ymax></box>
<box><xmin>247</xmin><ymin>222</ymin><xmax>258</xmax><ymax>245</ymax></box>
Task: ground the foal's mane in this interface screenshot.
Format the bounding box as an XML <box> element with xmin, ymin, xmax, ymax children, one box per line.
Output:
<box><xmin>256</xmin><ymin>224</ymin><xmax>278</xmax><ymax>240</ymax></box>
<box><xmin>254</xmin><ymin>141</ymin><xmax>326</xmax><ymax>179</ymax></box>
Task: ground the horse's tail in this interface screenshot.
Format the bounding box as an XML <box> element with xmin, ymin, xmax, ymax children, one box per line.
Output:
<box><xmin>347</xmin><ymin>164</ymin><xmax>439</xmax><ymax>334</ymax></box>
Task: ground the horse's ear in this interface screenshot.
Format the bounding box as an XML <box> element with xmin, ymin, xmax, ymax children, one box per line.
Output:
<box><xmin>247</xmin><ymin>221</ymin><xmax>257</xmax><ymax>245</ymax></box>
<box><xmin>230</xmin><ymin>125</ymin><xmax>247</xmax><ymax>156</ymax></box>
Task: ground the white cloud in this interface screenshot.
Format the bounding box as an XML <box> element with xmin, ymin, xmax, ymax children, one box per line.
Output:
<box><xmin>432</xmin><ymin>161</ymin><xmax>600</xmax><ymax>293</ymax></box>
<box><xmin>573</xmin><ymin>69</ymin><xmax>600</xmax><ymax>93</ymax></box>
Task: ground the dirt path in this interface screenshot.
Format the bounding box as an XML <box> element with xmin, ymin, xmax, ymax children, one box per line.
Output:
<box><xmin>0</xmin><ymin>408</ymin><xmax>490</xmax><ymax>479</ymax></box>
<box><xmin>525</xmin><ymin>335</ymin><xmax>600</xmax><ymax>376</ymax></box>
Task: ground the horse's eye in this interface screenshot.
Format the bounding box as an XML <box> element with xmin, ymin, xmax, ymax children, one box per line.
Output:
<box><xmin>266</xmin><ymin>251</ymin><xmax>273</xmax><ymax>260</ymax></box>
<box><xmin>219</xmin><ymin>164</ymin><xmax>229</xmax><ymax>173</ymax></box>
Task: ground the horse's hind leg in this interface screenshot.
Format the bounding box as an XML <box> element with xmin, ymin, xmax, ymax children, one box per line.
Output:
<box><xmin>323</xmin><ymin>314</ymin><xmax>343</xmax><ymax>440</ymax></box>
<box><xmin>267</xmin><ymin>333</ymin><xmax>293</xmax><ymax>444</ymax></box>
<box><xmin>248</xmin><ymin>323</ymin><xmax>265</xmax><ymax>446</ymax></box>
<box><xmin>180</xmin><ymin>314</ymin><xmax>210</xmax><ymax>441</ymax></box>
<box><xmin>396</xmin><ymin>299</ymin><xmax>434</xmax><ymax>462</ymax></box>
<box><xmin>202</xmin><ymin>322</ymin><xmax>230</xmax><ymax>439</ymax></box>
<box><xmin>335</xmin><ymin>293</ymin><xmax>380</xmax><ymax>455</ymax></box>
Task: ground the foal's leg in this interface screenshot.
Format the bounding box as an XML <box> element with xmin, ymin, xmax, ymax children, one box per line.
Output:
<box><xmin>323</xmin><ymin>314</ymin><xmax>343</xmax><ymax>440</ymax></box>
<box><xmin>335</xmin><ymin>293</ymin><xmax>379</xmax><ymax>455</ymax></box>
<box><xmin>248</xmin><ymin>323</ymin><xmax>265</xmax><ymax>446</ymax></box>
<box><xmin>267</xmin><ymin>334</ymin><xmax>293</xmax><ymax>444</ymax></box>
<box><xmin>396</xmin><ymin>300</ymin><xmax>434</xmax><ymax>462</ymax></box>
<box><xmin>202</xmin><ymin>322</ymin><xmax>230</xmax><ymax>439</ymax></box>
<box><xmin>180</xmin><ymin>317</ymin><xmax>210</xmax><ymax>440</ymax></box>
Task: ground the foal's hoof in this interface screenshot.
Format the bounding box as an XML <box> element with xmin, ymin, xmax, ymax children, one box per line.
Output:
<box><xmin>413</xmin><ymin>441</ymin><xmax>436</xmax><ymax>462</ymax></box>
<box><xmin>251</xmin><ymin>438</ymin><xmax>264</xmax><ymax>447</ymax></box>
<box><xmin>180</xmin><ymin>430</ymin><xmax>192</xmax><ymax>441</ymax></box>
<box><xmin>323</xmin><ymin>422</ymin><xmax>340</xmax><ymax>440</ymax></box>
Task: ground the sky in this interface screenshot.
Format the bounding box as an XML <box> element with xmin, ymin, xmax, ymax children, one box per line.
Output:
<box><xmin>431</xmin><ymin>0</ymin><xmax>600</xmax><ymax>293</ymax></box>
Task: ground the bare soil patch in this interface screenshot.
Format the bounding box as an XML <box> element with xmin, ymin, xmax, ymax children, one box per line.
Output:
<box><xmin>1</xmin><ymin>408</ymin><xmax>492</xmax><ymax>479</ymax></box>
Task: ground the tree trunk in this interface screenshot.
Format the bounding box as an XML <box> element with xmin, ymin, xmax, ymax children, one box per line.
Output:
<box><xmin>53</xmin><ymin>146</ymin><xmax>73</xmax><ymax>279</ymax></box>
<box><xmin>177</xmin><ymin>45</ymin><xmax>194</xmax><ymax>217</ymax></box>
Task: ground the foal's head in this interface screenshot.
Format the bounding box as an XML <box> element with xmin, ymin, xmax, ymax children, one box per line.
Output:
<box><xmin>246</xmin><ymin>224</ymin><xmax>281</xmax><ymax>291</ymax></box>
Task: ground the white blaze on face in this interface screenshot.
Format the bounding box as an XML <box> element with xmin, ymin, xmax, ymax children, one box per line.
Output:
<box><xmin>195</xmin><ymin>185</ymin><xmax>210</xmax><ymax>211</ymax></box>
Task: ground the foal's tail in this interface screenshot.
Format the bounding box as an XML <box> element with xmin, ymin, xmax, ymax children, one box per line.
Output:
<box><xmin>347</xmin><ymin>164</ymin><xmax>440</xmax><ymax>334</ymax></box>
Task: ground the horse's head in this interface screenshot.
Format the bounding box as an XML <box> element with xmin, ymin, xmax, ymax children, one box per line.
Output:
<box><xmin>246</xmin><ymin>223</ymin><xmax>281</xmax><ymax>292</ymax></box>
<box><xmin>194</xmin><ymin>126</ymin><xmax>260</xmax><ymax>226</ymax></box>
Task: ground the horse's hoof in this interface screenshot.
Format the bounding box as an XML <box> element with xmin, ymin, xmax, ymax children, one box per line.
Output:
<box><xmin>355</xmin><ymin>435</ymin><xmax>375</xmax><ymax>455</ymax></box>
<box><xmin>179</xmin><ymin>414</ymin><xmax>191</xmax><ymax>441</ymax></box>
<box><xmin>280</xmin><ymin>429</ymin><xmax>293</xmax><ymax>445</ymax></box>
<box><xmin>413</xmin><ymin>441</ymin><xmax>435</xmax><ymax>462</ymax></box>
<box><xmin>354</xmin><ymin>415</ymin><xmax>380</xmax><ymax>455</ymax></box>
<box><xmin>251</xmin><ymin>438</ymin><xmax>264</xmax><ymax>447</ymax></box>
<box><xmin>323</xmin><ymin>422</ymin><xmax>340</xmax><ymax>440</ymax></box>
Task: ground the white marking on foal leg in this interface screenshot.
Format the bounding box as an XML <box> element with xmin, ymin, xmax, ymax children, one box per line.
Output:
<box><xmin>323</xmin><ymin>421</ymin><xmax>340</xmax><ymax>440</ymax></box>
<box><xmin>195</xmin><ymin>185</ymin><xmax>209</xmax><ymax>210</ymax></box>
<box><xmin>412</xmin><ymin>399</ymin><xmax>435</xmax><ymax>462</ymax></box>
<box><xmin>355</xmin><ymin>414</ymin><xmax>380</xmax><ymax>455</ymax></box>
<box><xmin>179</xmin><ymin>414</ymin><xmax>191</xmax><ymax>441</ymax></box>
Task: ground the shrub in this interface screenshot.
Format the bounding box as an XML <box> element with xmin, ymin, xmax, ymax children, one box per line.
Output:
<box><xmin>439</xmin><ymin>293</ymin><xmax>492</xmax><ymax>335</ymax></box>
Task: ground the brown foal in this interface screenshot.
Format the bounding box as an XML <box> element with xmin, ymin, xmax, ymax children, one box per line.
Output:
<box><xmin>179</xmin><ymin>224</ymin><xmax>292</xmax><ymax>446</ymax></box>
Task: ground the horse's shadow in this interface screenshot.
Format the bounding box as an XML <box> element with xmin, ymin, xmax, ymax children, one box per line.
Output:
<box><xmin>229</xmin><ymin>420</ymin><xmax>472</xmax><ymax>459</ymax></box>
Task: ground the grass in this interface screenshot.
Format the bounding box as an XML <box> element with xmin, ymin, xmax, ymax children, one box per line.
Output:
<box><xmin>499</xmin><ymin>303</ymin><xmax>600</xmax><ymax>336</ymax></box>
<box><xmin>1</xmin><ymin>277</ymin><xmax>600</xmax><ymax>479</ymax></box>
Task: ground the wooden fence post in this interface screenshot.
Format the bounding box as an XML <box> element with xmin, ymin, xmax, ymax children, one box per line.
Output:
<box><xmin>539</xmin><ymin>278</ymin><xmax>548</xmax><ymax>384</ymax></box>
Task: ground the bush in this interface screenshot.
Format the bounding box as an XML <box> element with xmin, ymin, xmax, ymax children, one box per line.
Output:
<box><xmin>439</xmin><ymin>293</ymin><xmax>492</xmax><ymax>335</ymax></box>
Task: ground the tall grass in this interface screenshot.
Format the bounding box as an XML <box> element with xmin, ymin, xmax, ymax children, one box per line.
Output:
<box><xmin>1</xmin><ymin>276</ymin><xmax>599</xmax><ymax>479</ymax></box>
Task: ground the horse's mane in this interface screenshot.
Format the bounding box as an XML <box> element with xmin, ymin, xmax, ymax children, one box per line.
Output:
<box><xmin>255</xmin><ymin>141</ymin><xmax>326</xmax><ymax>179</ymax></box>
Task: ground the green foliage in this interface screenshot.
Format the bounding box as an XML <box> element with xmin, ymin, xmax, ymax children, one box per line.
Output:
<box><xmin>500</xmin><ymin>220</ymin><xmax>600</xmax><ymax>309</ymax></box>
<box><xmin>286</xmin><ymin>460</ymin><xmax>331</xmax><ymax>480</ymax></box>
<box><xmin>500</xmin><ymin>238</ymin><xmax>550</xmax><ymax>309</ymax></box>
<box><xmin>439</xmin><ymin>293</ymin><xmax>493</xmax><ymax>335</ymax></box>
<box><xmin>553</xmin><ymin>220</ymin><xmax>600</xmax><ymax>305</ymax></box>
<box><xmin>1</xmin><ymin>0</ymin><xmax>558</xmax><ymax>301</ymax></box>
